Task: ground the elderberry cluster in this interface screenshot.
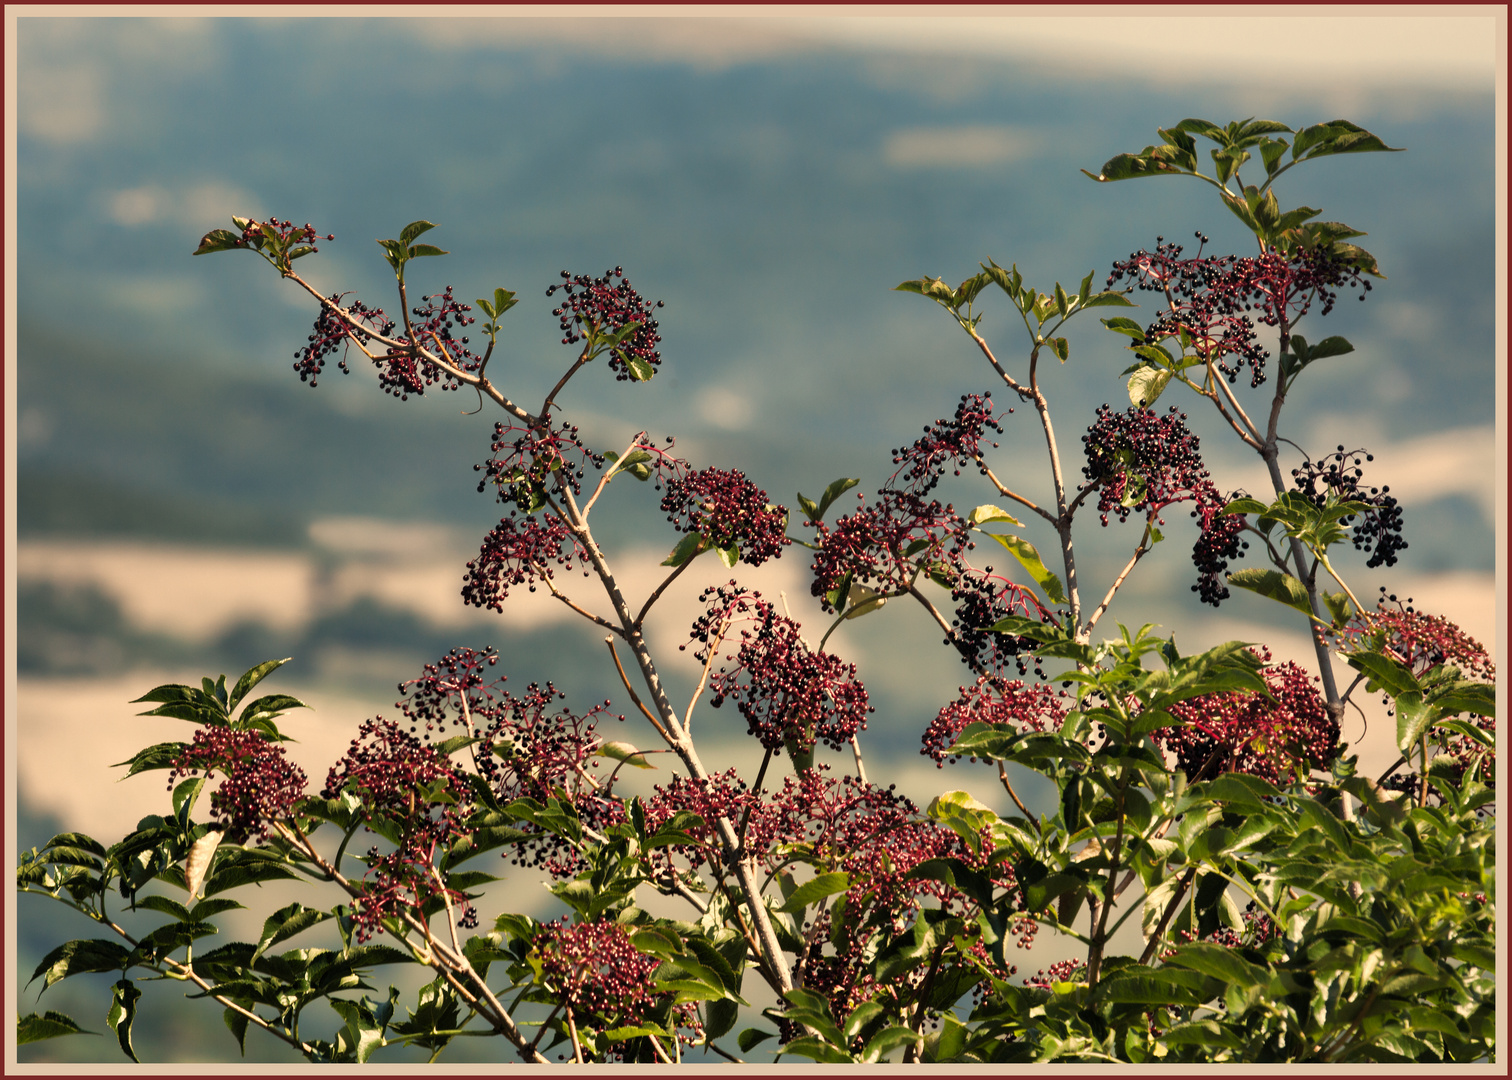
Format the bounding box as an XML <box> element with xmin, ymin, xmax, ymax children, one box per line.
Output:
<box><xmin>1082</xmin><ymin>404</ymin><xmax>1247</xmax><ymax>605</ymax></box>
<box><xmin>949</xmin><ymin>570</ymin><xmax>1050</xmax><ymax>677</ymax></box>
<box><xmin>321</xmin><ymin>717</ymin><xmax>477</xmax><ymax>940</ymax></box>
<box><xmin>478</xmin><ymin>684</ymin><xmax>623</xmax><ymax>878</ymax></box>
<box><xmin>461</xmin><ymin>514</ymin><xmax>585</xmax><ymax>611</ymax></box>
<box><xmin>372</xmin><ymin>286</ymin><xmax>481</xmax><ymax>400</ymax></box>
<box><xmin>534</xmin><ymin>919</ymin><xmax>700</xmax><ymax>1059</ymax></box>
<box><xmin>659</xmin><ymin>467</ymin><xmax>790</xmax><ymax>566</ymax></box>
<box><xmin>295</xmin><ymin>295</ymin><xmax>396</xmax><ymax>387</ymax></box>
<box><xmin>1024</xmin><ymin>958</ymin><xmax>1087</xmax><ymax>991</ymax></box>
<box><xmin>1291</xmin><ymin>446</ymin><xmax>1407</xmax><ymax>568</ymax></box>
<box><xmin>475</xmin><ymin>420</ymin><xmax>605</xmax><ymax>510</ymax></box>
<box><xmin>1338</xmin><ymin>590</ymin><xmax>1495</xmax><ymax>682</ymax></box>
<box><xmin>546</xmin><ymin>267</ymin><xmax>664</xmax><ymax>380</ymax></box>
<box><xmin>922</xmin><ymin>676</ymin><xmax>1069</xmax><ymax>764</ymax></box>
<box><xmin>169</xmin><ymin>728</ymin><xmax>308</xmax><ymax>844</ymax></box>
<box><xmin>1335</xmin><ymin>593</ymin><xmax>1495</xmax><ymax>790</ymax></box>
<box><xmin>238</xmin><ymin>216</ymin><xmax>334</xmax><ymax>251</ymax></box>
<box><xmin>886</xmin><ymin>391</ymin><xmax>1006</xmax><ymax>495</ymax></box>
<box><xmin>810</xmin><ymin>491</ymin><xmax>972</xmax><ymax>612</ymax></box>
<box><xmin>1157</xmin><ymin>649</ymin><xmax>1337</xmax><ymax>784</ymax></box>
<box><xmin>690</xmin><ymin>585</ymin><xmax>871</xmax><ymax>754</ymax></box>
<box><xmin>394</xmin><ymin>645</ymin><xmax>502</xmax><ymax>739</ymax></box>
<box><xmin>644</xmin><ymin>765</ymin><xmax>1021</xmax><ymax>1022</ymax></box>
<box><xmin>1106</xmin><ymin>235</ymin><xmax>1370</xmax><ymax>386</ymax></box>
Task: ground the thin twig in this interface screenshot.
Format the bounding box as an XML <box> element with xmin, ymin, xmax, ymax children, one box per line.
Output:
<box><xmin>1083</xmin><ymin>526</ymin><xmax>1154</xmax><ymax>636</ymax></box>
<box><xmin>977</xmin><ymin>461</ymin><xmax>1057</xmax><ymax>524</ymax></box>
<box><xmin>583</xmin><ymin>431</ymin><xmax>649</xmax><ymax>516</ymax></box>
<box><xmin>636</xmin><ymin>555</ymin><xmax>697</xmax><ymax>629</ymax></box>
<box><xmin>996</xmin><ymin>762</ymin><xmax>1038</xmax><ymax>826</ymax></box>
<box><xmin>683</xmin><ymin>614</ymin><xmax>730</xmax><ymax>732</ymax></box>
<box><xmin>849</xmin><ymin>735</ymin><xmax>869</xmax><ymax>786</ymax></box>
<box><xmin>603</xmin><ymin>637</ymin><xmax>674</xmax><ymax>742</ymax></box>
<box><xmin>566</xmin><ymin>1006</ymin><xmax>586</xmax><ymax>1063</ymax></box>
<box><xmin>540</xmin><ymin>571</ymin><xmax>621</xmax><ymax>632</ymax></box>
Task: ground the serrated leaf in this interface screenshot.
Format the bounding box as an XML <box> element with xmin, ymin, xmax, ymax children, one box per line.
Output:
<box><xmin>406</xmin><ymin>243</ymin><xmax>448</xmax><ymax>259</ymax></box>
<box><xmin>737</xmin><ymin>1027</ymin><xmax>775</xmax><ymax>1052</ymax></box>
<box><xmin>842</xmin><ymin>583</ymin><xmax>886</xmax><ymax>620</ymax></box>
<box><xmin>1128</xmin><ymin>366</ymin><xmax>1172</xmax><ymax>408</ymax></box>
<box><xmin>398</xmin><ymin>220</ymin><xmax>436</xmax><ymax>246</ymax></box>
<box><xmin>30</xmin><ymin>939</ymin><xmax>132</xmax><ymax>990</ymax></box>
<box><xmin>193</xmin><ymin>229</ymin><xmax>245</xmax><ymax>256</ymax></box>
<box><xmin>982</xmin><ymin>533</ymin><xmax>1066</xmax><ymax>604</ymax></box>
<box><xmin>626</xmin><ymin>356</ymin><xmax>655</xmax><ymax>382</ymax></box>
<box><xmin>968</xmin><ymin>504</ymin><xmax>1023</xmax><ymax>527</ymax></box>
<box><xmin>1225</xmin><ymin>568</ymin><xmax>1313</xmax><ymax>617</ymax></box>
<box><xmin>661</xmin><ymin>531</ymin><xmax>706</xmax><ymax>567</ymax></box>
<box><xmin>17</xmin><ymin>1010</ymin><xmax>97</xmax><ymax>1044</ymax></box>
<box><xmin>1101</xmin><ymin>315</ymin><xmax>1146</xmax><ymax>339</ymax></box>
<box><xmin>1082</xmin><ymin>290</ymin><xmax>1136</xmax><ymax>309</ymax></box>
<box><xmin>861</xmin><ymin>1025</ymin><xmax>923</xmax><ymax>1063</ymax></box>
<box><xmin>226</xmin><ymin>658</ymin><xmax>291</xmax><ymax>714</ymax></box>
<box><xmin>106</xmin><ymin>979</ymin><xmax>142</xmax><ymax>1063</ymax></box>
<box><xmin>777</xmin><ymin>872</ymin><xmax>850</xmax><ymax>913</ymax></box>
<box><xmin>597</xmin><ymin>741</ymin><xmax>656</xmax><ymax>769</ymax></box>
<box><xmin>114</xmin><ymin>742</ymin><xmax>189</xmax><ymax>778</ymax></box>
<box><xmin>816</xmin><ymin>476</ymin><xmax>861</xmax><ymax>520</ymax></box>
<box><xmin>1395</xmin><ymin>691</ymin><xmax>1441</xmax><ymax>754</ymax></box>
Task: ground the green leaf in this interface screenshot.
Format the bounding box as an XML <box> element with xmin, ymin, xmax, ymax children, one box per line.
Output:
<box><xmin>661</xmin><ymin>532</ymin><xmax>706</xmax><ymax>568</ymax></box>
<box><xmin>968</xmin><ymin>504</ymin><xmax>1023</xmax><ymax>527</ymax></box>
<box><xmin>1165</xmin><ymin>942</ymin><xmax>1266</xmax><ymax>988</ymax></box>
<box><xmin>17</xmin><ymin>1011</ymin><xmax>97</xmax><ymax>1044</ymax></box>
<box><xmin>861</xmin><ymin>1025</ymin><xmax>923</xmax><ymax>1063</ymax></box>
<box><xmin>781</xmin><ymin>1034</ymin><xmax>854</xmax><ymax>1063</ymax></box>
<box><xmin>1432</xmin><ymin>681</ymin><xmax>1495</xmax><ymax>718</ymax></box>
<box><xmin>1395</xmin><ymin>691</ymin><xmax>1441</xmax><ymax>754</ymax></box>
<box><xmin>193</xmin><ymin>229</ymin><xmax>245</xmax><ymax>256</ymax></box>
<box><xmin>398</xmin><ymin>220</ymin><xmax>437</xmax><ymax>246</ymax></box>
<box><xmin>626</xmin><ymin>357</ymin><xmax>655</xmax><ymax>382</ymax></box>
<box><xmin>202</xmin><ymin>858</ymin><xmax>299</xmax><ymax>896</ymax></box>
<box><xmin>1101</xmin><ymin>315</ymin><xmax>1146</xmax><ymax>340</ymax></box>
<box><xmin>30</xmin><ymin>939</ymin><xmax>131</xmax><ymax>990</ymax></box>
<box><xmin>329</xmin><ymin>997</ymin><xmax>387</xmax><ymax>1063</ymax></box>
<box><xmin>1346</xmin><ymin>651</ymin><xmax>1423</xmax><ymax>698</ymax></box>
<box><xmin>1225</xmin><ymin>568</ymin><xmax>1313</xmax><ymax>617</ymax></box>
<box><xmin>107</xmin><ymin>979</ymin><xmax>142</xmax><ymax>1062</ymax></box>
<box><xmin>716</xmin><ymin>543</ymin><xmax>739</xmax><ymax>569</ymax></box>
<box><xmin>1052</xmin><ymin>282</ymin><xmax>1070</xmax><ymax>318</ymax></box>
<box><xmin>251</xmin><ymin>902</ymin><xmax>334</xmax><ymax>965</ymax></box>
<box><xmin>981</xmin><ymin>533</ymin><xmax>1066</xmax><ymax>604</ymax></box>
<box><xmin>737</xmin><ymin>1027</ymin><xmax>775</xmax><ymax>1052</ymax></box>
<box><xmin>1083</xmin><ymin>151</ymin><xmax>1184</xmax><ymax>183</ymax></box>
<box><xmin>1293</xmin><ymin>120</ymin><xmax>1404</xmax><ymax>161</ymax></box>
<box><xmin>814</xmin><ymin>477</ymin><xmax>861</xmax><ymax>521</ymax></box>
<box><xmin>184</xmin><ymin>828</ymin><xmax>224</xmax><ymax>901</ymax></box>
<box><xmin>597</xmin><ymin>741</ymin><xmax>656</xmax><ymax>769</ymax></box>
<box><xmin>1128</xmin><ymin>366</ymin><xmax>1172</xmax><ymax>408</ymax></box>
<box><xmin>1081</xmin><ymin>291</ymin><xmax>1136</xmax><ymax>309</ymax></box>
<box><xmin>777</xmin><ymin>872</ymin><xmax>850</xmax><ymax>913</ymax></box>
<box><xmin>226</xmin><ymin>658</ymin><xmax>292</xmax><ymax>714</ymax></box>
<box><xmin>114</xmin><ymin>741</ymin><xmax>189</xmax><ymax>778</ymax></box>
<box><xmin>1098</xmin><ymin>968</ymin><xmax>1209</xmax><ymax>1007</ymax></box>
<box><xmin>1023</xmin><ymin>873</ymin><xmax>1084</xmax><ymax>914</ymax></box>
<box><xmin>1220</xmin><ymin>188</ymin><xmax>1261</xmax><ymax>232</ymax></box>
<box><xmin>407</xmin><ymin>241</ymin><xmax>448</xmax><ymax>260</ymax></box>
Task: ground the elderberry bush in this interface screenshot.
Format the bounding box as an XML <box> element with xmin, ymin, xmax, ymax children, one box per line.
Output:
<box><xmin>19</xmin><ymin>117</ymin><xmax>1495</xmax><ymax>1066</ymax></box>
